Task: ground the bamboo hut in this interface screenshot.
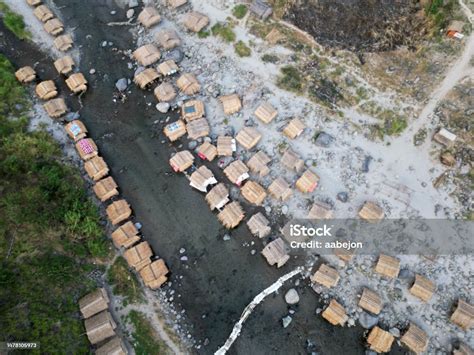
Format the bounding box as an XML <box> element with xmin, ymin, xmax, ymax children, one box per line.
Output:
<box><xmin>197</xmin><ymin>141</ymin><xmax>217</xmax><ymax>161</ymax></box>
<box><xmin>451</xmin><ymin>299</ymin><xmax>474</xmax><ymax>330</ymax></box>
<box><xmin>433</xmin><ymin>128</ymin><xmax>457</xmax><ymax>147</ymax></box>
<box><xmin>33</xmin><ymin>5</ymin><xmax>53</xmax><ymax>22</ymax></box>
<box><xmin>307</xmin><ymin>201</ymin><xmax>333</xmax><ymax>219</ymax></box>
<box><xmin>246</xmin><ymin>212</ymin><xmax>271</xmax><ymax>238</ymax></box>
<box><xmin>261</xmin><ymin>237</ymin><xmax>289</xmax><ymax>267</ymax></box>
<box><xmin>65</xmin><ymin>73</ymin><xmax>87</xmax><ymax>93</ymax></box>
<box><xmin>241</xmin><ymin>181</ymin><xmax>267</xmax><ymax>205</ymax></box>
<box><xmin>224</xmin><ymin>160</ymin><xmax>249</xmax><ymax>186</ymax></box>
<box><xmin>134</xmin><ymin>68</ymin><xmax>159</xmax><ymax>89</ymax></box>
<box><xmin>138</xmin><ymin>7</ymin><xmax>161</xmax><ymax>28</ymax></box>
<box><xmin>15</xmin><ymin>66</ymin><xmax>36</xmax><ymax>83</ymax></box>
<box><xmin>283</xmin><ymin>118</ymin><xmax>306</xmax><ymax>139</ymax></box>
<box><xmin>157</xmin><ymin>60</ymin><xmax>179</xmax><ymax>76</ymax></box>
<box><xmin>359</xmin><ymin>287</ymin><xmax>382</xmax><ymax>315</ymax></box>
<box><xmin>218</xmin><ymin>201</ymin><xmax>244</xmax><ymax>229</ymax></box>
<box><xmin>410</xmin><ymin>274</ymin><xmax>435</xmax><ymax>302</ymax></box>
<box><xmin>35</xmin><ymin>80</ymin><xmax>58</xmax><ymax>100</ymax></box>
<box><xmin>154</xmin><ymin>82</ymin><xmax>176</xmax><ymax>102</ymax></box>
<box><xmin>246</xmin><ymin>151</ymin><xmax>271</xmax><ymax>177</ymax></box>
<box><xmin>219</xmin><ymin>94</ymin><xmax>242</xmax><ymax>115</ymax></box>
<box><xmin>168</xmin><ymin>0</ymin><xmax>187</xmax><ymax>8</ymax></box>
<box><xmin>163</xmin><ymin>120</ymin><xmax>186</xmax><ymax>142</ymax></box>
<box><xmin>281</xmin><ymin>149</ymin><xmax>304</xmax><ymax>172</ymax></box>
<box><xmin>181</xmin><ymin>100</ymin><xmax>205</xmax><ymax>122</ymax></box>
<box><xmin>54</xmin><ymin>55</ymin><xmax>74</xmax><ymax>75</ymax></box>
<box><xmin>401</xmin><ymin>323</ymin><xmax>429</xmax><ymax>354</ymax></box>
<box><xmin>268</xmin><ymin>177</ymin><xmax>292</xmax><ymax>201</ymax></box>
<box><xmin>139</xmin><ymin>259</ymin><xmax>169</xmax><ymax>289</ymax></box>
<box><xmin>44</xmin><ymin>18</ymin><xmax>64</xmax><ymax>36</ymax></box>
<box><xmin>123</xmin><ymin>241</ymin><xmax>153</xmax><ymax>271</ymax></box>
<box><xmin>367</xmin><ymin>326</ymin><xmax>394</xmax><ymax>353</ymax></box>
<box><xmin>54</xmin><ymin>34</ymin><xmax>74</xmax><ymax>52</ymax></box>
<box><xmin>322</xmin><ymin>299</ymin><xmax>347</xmax><ymax>326</ymax></box>
<box><xmin>183</xmin><ymin>11</ymin><xmax>209</xmax><ymax>32</ymax></box>
<box><xmin>75</xmin><ymin>138</ymin><xmax>98</xmax><ymax>161</ymax></box>
<box><xmin>254</xmin><ymin>102</ymin><xmax>277</xmax><ymax>124</ymax></box>
<box><xmin>106</xmin><ymin>200</ymin><xmax>132</xmax><ymax>226</ymax></box>
<box><xmin>311</xmin><ymin>264</ymin><xmax>339</xmax><ymax>288</ymax></box>
<box><xmin>79</xmin><ymin>288</ymin><xmax>109</xmax><ymax>319</ymax></box>
<box><xmin>296</xmin><ymin>169</ymin><xmax>319</xmax><ymax>193</ymax></box>
<box><xmin>26</xmin><ymin>0</ymin><xmax>42</xmax><ymax>6</ymax></box>
<box><xmin>453</xmin><ymin>343</ymin><xmax>474</xmax><ymax>355</ymax></box>
<box><xmin>236</xmin><ymin>127</ymin><xmax>262</xmax><ymax>150</ymax></box>
<box><xmin>250</xmin><ymin>0</ymin><xmax>273</xmax><ymax>19</ymax></box>
<box><xmin>375</xmin><ymin>254</ymin><xmax>400</xmax><ymax>279</ymax></box>
<box><xmin>84</xmin><ymin>156</ymin><xmax>109</xmax><ymax>182</ymax></box>
<box><xmin>169</xmin><ymin>150</ymin><xmax>194</xmax><ymax>172</ymax></box>
<box><xmin>205</xmin><ymin>183</ymin><xmax>229</xmax><ymax>210</ymax></box>
<box><xmin>217</xmin><ymin>136</ymin><xmax>236</xmax><ymax>156</ymax></box>
<box><xmin>133</xmin><ymin>44</ymin><xmax>161</xmax><ymax>66</ymax></box>
<box><xmin>359</xmin><ymin>201</ymin><xmax>384</xmax><ymax>221</ymax></box>
<box><xmin>334</xmin><ymin>248</ymin><xmax>354</xmax><ymax>264</ymax></box>
<box><xmin>186</xmin><ymin>118</ymin><xmax>209</xmax><ymax>140</ymax></box>
<box><xmin>189</xmin><ymin>165</ymin><xmax>217</xmax><ymax>192</ymax></box>
<box><xmin>111</xmin><ymin>221</ymin><xmax>140</xmax><ymax>249</ymax></box>
<box><xmin>177</xmin><ymin>73</ymin><xmax>200</xmax><ymax>95</ymax></box>
<box><xmin>93</xmin><ymin>176</ymin><xmax>119</xmax><ymax>202</ymax></box>
<box><xmin>84</xmin><ymin>311</ymin><xmax>117</xmax><ymax>345</ymax></box>
<box><xmin>65</xmin><ymin>120</ymin><xmax>88</xmax><ymax>141</ymax></box>
<box><xmin>155</xmin><ymin>29</ymin><xmax>181</xmax><ymax>50</ymax></box>
<box><xmin>96</xmin><ymin>336</ymin><xmax>127</xmax><ymax>355</ymax></box>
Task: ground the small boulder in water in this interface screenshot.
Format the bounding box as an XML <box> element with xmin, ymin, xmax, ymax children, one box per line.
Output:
<box><xmin>115</xmin><ymin>78</ymin><xmax>128</xmax><ymax>92</ymax></box>
<box><xmin>284</xmin><ymin>289</ymin><xmax>300</xmax><ymax>305</ymax></box>
<box><xmin>156</xmin><ymin>103</ymin><xmax>170</xmax><ymax>113</ymax></box>
<box><xmin>282</xmin><ymin>315</ymin><xmax>292</xmax><ymax>328</ymax></box>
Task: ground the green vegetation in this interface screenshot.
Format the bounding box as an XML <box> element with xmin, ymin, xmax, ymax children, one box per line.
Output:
<box><xmin>108</xmin><ymin>257</ymin><xmax>144</xmax><ymax>306</ymax></box>
<box><xmin>126</xmin><ymin>310</ymin><xmax>170</xmax><ymax>355</ymax></box>
<box><xmin>0</xmin><ymin>1</ymin><xmax>31</xmax><ymax>40</ymax></box>
<box><xmin>232</xmin><ymin>4</ymin><xmax>248</xmax><ymax>19</ymax></box>
<box><xmin>261</xmin><ymin>53</ymin><xmax>279</xmax><ymax>63</ymax></box>
<box><xmin>197</xmin><ymin>29</ymin><xmax>210</xmax><ymax>38</ymax></box>
<box><xmin>425</xmin><ymin>0</ymin><xmax>457</xmax><ymax>33</ymax></box>
<box><xmin>234</xmin><ymin>40</ymin><xmax>251</xmax><ymax>57</ymax></box>
<box><xmin>277</xmin><ymin>65</ymin><xmax>303</xmax><ymax>92</ymax></box>
<box><xmin>211</xmin><ymin>22</ymin><xmax>236</xmax><ymax>42</ymax></box>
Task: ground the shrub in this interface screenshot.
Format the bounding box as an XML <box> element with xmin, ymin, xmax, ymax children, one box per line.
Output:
<box><xmin>232</xmin><ymin>4</ymin><xmax>248</xmax><ymax>19</ymax></box>
<box><xmin>277</xmin><ymin>65</ymin><xmax>303</xmax><ymax>92</ymax></box>
<box><xmin>261</xmin><ymin>53</ymin><xmax>279</xmax><ymax>63</ymax></box>
<box><xmin>234</xmin><ymin>40</ymin><xmax>251</xmax><ymax>57</ymax></box>
<box><xmin>0</xmin><ymin>2</ymin><xmax>31</xmax><ymax>40</ymax></box>
<box><xmin>107</xmin><ymin>257</ymin><xmax>143</xmax><ymax>305</ymax></box>
<box><xmin>211</xmin><ymin>23</ymin><xmax>236</xmax><ymax>42</ymax></box>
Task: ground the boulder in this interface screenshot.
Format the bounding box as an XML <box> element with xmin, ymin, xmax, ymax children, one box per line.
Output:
<box><xmin>314</xmin><ymin>132</ymin><xmax>333</xmax><ymax>147</ymax></box>
<box><xmin>282</xmin><ymin>315</ymin><xmax>292</xmax><ymax>328</ymax></box>
<box><xmin>156</xmin><ymin>103</ymin><xmax>170</xmax><ymax>113</ymax></box>
<box><xmin>358</xmin><ymin>312</ymin><xmax>378</xmax><ymax>329</ymax></box>
<box><xmin>284</xmin><ymin>289</ymin><xmax>300</xmax><ymax>305</ymax></box>
<box><xmin>115</xmin><ymin>78</ymin><xmax>128</xmax><ymax>92</ymax></box>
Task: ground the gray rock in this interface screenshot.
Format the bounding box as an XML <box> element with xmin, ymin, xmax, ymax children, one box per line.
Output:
<box><xmin>223</xmin><ymin>234</ymin><xmax>231</xmax><ymax>241</ymax></box>
<box><xmin>165</xmin><ymin>49</ymin><xmax>184</xmax><ymax>63</ymax></box>
<box><xmin>188</xmin><ymin>141</ymin><xmax>198</xmax><ymax>150</ymax></box>
<box><xmin>361</xmin><ymin>156</ymin><xmax>372</xmax><ymax>173</ymax></box>
<box><xmin>337</xmin><ymin>192</ymin><xmax>348</xmax><ymax>203</ymax></box>
<box><xmin>134</xmin><ymin>66</ymin><xmax>145</xmax><ymax>76</ymax></box>
<box><xmin>398</xmin><ymin>268</ymin><xmax>414</xmax><ymax>280</ymax></box>
<box><xmin>282</xmin><ymin>315</ymin><xmax>292</xmax><ymax>328</ymax></box>
<box><xmin>284</xmin><ymin>289</ymin><xmax>300</xmax><ymax>305</ymax></box>
<box><xmin>89</xmin><ymin>68</ymin><xmax>96</xmax><ymax>74</ymax></box>
<box><xmin>115</xmin><ymin>78</ymin><xmax>128</xmax><ymax>92</ymax></box>
<box><xmin>179</xmin><ymin>248</ymin><xmax>186</xmax><ymax>254</ymax></box>
<box><xmin>281</xmin><ymin>205</ymin><xmax>289</xmax><ymax>215</ymax></box>
<box><xmin>314</xmin><ymin>132</ymin><xmax>333</xmax><ymax>147</ymax></box>
<box><xmin>156</xmin><ymin>102</ymin><xmax>170</xmax><ymax>113</ymax></box>
<box><xmin>389</xmin><ymin>327</ymin><xmax>400</xmax><ymax>338</ymax></box>
<box><xmin>65</xmin><ymin>112</ymin><xmax>80</xmax><ymax>122</ymax></box>
<box><xmin>101</xmin><ymin>40</ymin><xmax>108</xmax><ymax>47</ymax></box>
<box><xmin>180</xmin><ymin>256</ymin><xmax>188</xmax><ymax>261</ymax></box>
<box><xmin>126</xmin><ymin>9</ymin><xmax>134</xmax><ymax>18</ymax></box>
<box><xmin>128</xmin><ymin>0</ymin><xmax>139</xmax><ymax>8</ymax></box>
<box><xmin>358</xmin><ymin>312</ymin><xmax>378</xmax><ymax>329</ymax></box>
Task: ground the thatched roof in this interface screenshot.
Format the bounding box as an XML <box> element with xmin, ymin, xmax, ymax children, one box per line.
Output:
<box><xmin>400</xmin><ymin>323</ymin><xmax>429</xmax><ymax>355</ymax></box>
<box><xmin>218</xmin><ymin>201</ymin><xmax>244</xmax><ymax>229</ymax></box>
<box><xmin>410</xmin><ymin>274</ymin><xmax>435</xmax><ymax>302</ymax></box>
<box><xmin>157</xmin><ymin>59</ymin><xmax>179</xmax><ymax>76</ymax></box>
<box><xmin>283</xmin><ymin>118</ymin><xmax>306</xmax><ymax>139</ymax></box>
<box><xmin>66</xmin><ymin>73</ymin><xmax>88</xmax><ymax>94</ymax></box>
<box><xmin>96</xmin><ymin>336</ymin><xmax>127</xmax><ymax>355</ymax></box>
<box><xmin>246</xmin><ymin>151</ymin><xmax>271</xmax><ymax>177</ymax></box>
<box><xmin>281</xmin><ymin>149</ymin><xmax>304</xmax><ymax>172</ymax></box>
<box><xmin>205</xmin><ymin>183</ymin><xmax>229</xmax><ymax>210</ymax></box>
<box><xmin>197</xmin><ymin>141</ymin><xmax>217</xmax><ymax>161</ymax></box>
<box><xmin>189</xmin><ymin>165</ymin><xmax>217</xmax><ymax>192</ymax></box>
<box><xmin>451</xmin><ymin>299</ymin><xmax>474</xmax><ymax>330</ymax></box>
<box><xmin>236</xmin><ymin>127</ymin><xmax>262</xmax><ymax>150</ymax></box>
<box><xmin>186</xmin><ymin>118</ymin><xmax>209</xmax><ymax>140</ymax></box>
<box><xmin>138</xmin><ymin>7</ymin><xmax>161</xmax><ymax>28</ymax></box>
<box><xmin>93</xmin><ymin>176</ymin><xmax>119</xmax><ymax>202</ymax></box>
<box><xmin>265</xmin><ymin>27</ymin><xmax>284</xmax><ymax>44</ymax></box>
<box><xmin>307</xmin><ymin>201</ymin><xmax>333</xmax><ymax>219</ymax></box>
<box><xmin>241</xmin><ymin>180</ymin><xmax>267</xmax><ymax>205</ymax></box>
<box><xmin>433</xmin><ymin>127</ymin><xmax>457</xmax><ymax>147</ymax></box>
<box><xmin>35</xmin><ymin>80</ymin><xmax>58</xmax><ymax>100</ymax></box>
<box><xmin>124</xmin><ymin>241</ymin><xmax>153</xmax><ymax>271</ymax></box>
<box><xmin>375</xmin><ymin>254</ymin><xmax>400</xmax><ymax>279</ymax></box>
<box><xmin>177</xmin><ymin>73</ymin><xmax>200</xmax><ymax>95</ymax></box>
<box><xmin>139</xmin><ymin>259</ymin><xmax>169</xmax><ymax>289</ymax></box>
<box><xmin>168</xmin><ymin>0</ymin><xmax>188</xmax><ymax>8</ymax></box>
<box><xmin>453</xmin><ymin>343</ymin><xmax>474</xmax><ymax>355</ymax></box>
<box><xmin>359</xmin><ymin>287</ymin><xmax>382</xmax><ymax>315</ymax></box>
<box><xmin>182</xmin><ymin>100</ymin><xmax>205</xmax><ymax>122</ymax></box>
<box><xmin>246</xmin><ymin>212</ymin><xmax>271</xmax><ymax>238</ymax></box>
<box><xmin>33</xmin><ymin>5</ymin><xmax>53</xmax><ymax>22</ymax></box>
<box><xmin>217</xmin><ymin>136</ymin><xmax>236</xmax><ymax>156</ymax></box>
<box><xmin>296</xmin><ymin>169</ymin><xmax>319</xmax><ymax>193</ymax></box>
<box><xmin>154</xmin><ymin>82</ymin><xmax>176</xmax><ymax>102</ymax></box>
<box><xmin>43</xmin><ymin>98</ymin><xmax>68</xmax><ymax>118</ymax></box>
<box><xmin>261</xmin><ymin>237</ymin><xmax>289</xmax><ymax>267</ymax></box>
<box><xmin>254</xmin><ymin>102</ymin><xmax>277</xmax><ymax>124</ymax></box>
<box><xmin>54</xmin><ymin>34</ymin><xmax>74</xmax><ymax>52</ymax></box>
<box><xmin>79</xmin><ymin>288</ymin><xmax>109</xmax><ymax>319</ymax></box>
<box><xmin>65</xmin><ymin>120</ymin><xmax>88</xmax><ymax>141</ymax></box>
<box><xmin>169</xmin><ymin>150</ymin><xmax>194</xmax><ymax>172</ymax></box>
<box><xmin>311</xmin><ymin>264</ymin><xmax>339</xmax><ymax>288</ymax></box>
<box><xmin>133</xmin><ymin>44</ymin><xmax>161</xmax><ymax>67</ymax></box>
<box><xmin>75</xmin><ymin>138</ymin><xmax>98</xmax><ymax>161</ymax></box>
<box><xmin>26</xmin><ymin>0</ymin><xmax>42</xmax><ymax>6</ymax></box>
<box><xmin>54</xmin><ymin>55</ymin><xmax>75</xmax><ymax>75</ymax></box>
<box><xmin>15</xmin><ymin>66</ymin><xmax>36</xmax><ymax>83</ymax></box>
<box><xmin>155</xmin><ymin>29</ymin><xmax>181</xmax><ymax>50</ymax></box>
<box><xmin>358</xmin><ymin>201</ymin><xmax>384</xmax><ymax>221</ymax></box>
<box><xmin>268</xmin><ymin>177</ymin><xmax>292</xmax><ymax>201</ymax></box>
<box><xmin>44</xmin><ymin>18</ymin><xmax>64</xmax><ymax>36</ymax></box>
<box><xmin>134</xmin><ymin>67</ymin><xmax>160</xmax><ymax>89</ymax></box>
<box><xmin>106</xmin><ymin>199</ymin><xmax>132</xmax><ymax>226</ymax></box>
<box><xmin>84</xmin><ymin>156</ymin><xmax>109</xmax><ymax>182</ymax></box>
<box><xmin>111</xmin><ymin>221</ymin><xmax>140</xmax><ymax>249</ymax></box>
<box><xmin>163</xmin><ymin>120</ymin><xmax>186</xmax><ymax>142</ymax></box>
<box><xmin>219</xmin><ymin>94</ymin><xmax>242</xmax><ymax>115</ymax></box>
<box><xmin>448</xmin><ymin>20</ymin><xmax>465</xmax><ymax>33</ymax></box>
<box><xmin>322</xmin><ymin>299</ymin><xmax>347</xmax><ymax>326</ymax></box>
<box><xmin>183</xmin><ymin>11</ymin><xmax>209</xmax><ymax>32</ymax></box>
<box><xmin>224</xmin><ymin>160</ymin><xmax>249</xmax><ymax>186</ymax></box>
<box><xmin>250</xmin><ymin>0</ymin><xmax>273</xmax><ymax>19</ymax></box>
<box><xmin>367</xmin><ymin>326</ymin><xmax>394</xmax><ymax>353</ymax></box>
<box><xmin>84</xmin><ymin>311</ymin><xmax>117</xmax><ymax>345</ymax></box>
<box><xmin>334</xmin><ymin>248</ymin><xmax>354</xmax><ymax>264</ymax></box>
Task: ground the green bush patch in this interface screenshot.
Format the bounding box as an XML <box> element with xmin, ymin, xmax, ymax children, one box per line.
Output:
<box><xmin>107</xmin><ymin>257</ymin><xmax>144</xmax><ymax>305</ymax></box>
<box><xmin>0</xmin><ymin>2</ymin><xmax>31</xmax><ymax>40</ymax></box>
<box><xmin>234</xmin><ymin>40</ymin><xmax>251</xmax><ymax>57</ymax></box>
<box><xmin>211</xmin><ymin>23</ymin><xmax>236</xmax><ymax>42</ymax></box>
<box><xmin>232</xmin><ymin>4</ymin><xmax>248</xmax><ymax>19</ymax></box>
<box><xmin>277</xmin><ymin>65</ymin><xmax>303</xmax><ymax>92</ymax></box>
<box><xmin>125</xmin><ymin>310</ymin><xmax>170</xmax><ymax>355</ymax></box>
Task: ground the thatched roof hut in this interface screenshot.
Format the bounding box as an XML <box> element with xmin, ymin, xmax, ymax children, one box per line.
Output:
<box><xmin>54</xmin><ymin>34</ymin><xmax>73</xmax><ymax>52</ymax></box>
<box><xmin>154</xmin><ymin>82</ymin><xmax>176</xmax><ymax>102</ymax></box>
<box><xmin>124</xmin><ymin>241</ymin><xmax>153</xmax><ymax>271</ymax></box>
<box><xmin>93</xmin><ymin>176</ymin><xmax>119</xmax><ymax>202</ymax></box>
<box><xmin>401</xmin><ymin>323</ymin><xmax>429</xmax><ymax>354</ymax></box>
<box><xmin>410</xmin><ymin>274</ymin><xmax>435</xmax><ymax>302</ymax></box>
<box><xmin>111</xmin><ymin>221</ymin><xmax>140</xmax><ymax>249</ymax></box>
<box><xmin>183</xmin><ymin>11</ymin><xmax>209</xmax><ymax>32</ymax></box>
<box><xmin>375</xmin><ymin>254</ymin><xmax>400</xmax><ymax>279</ymax></box>
<box><xmin>246</xmin><ymin>151</ymin><xmax>271</xmax><ymax>177</ymax></box>
<box><xmin>79</xmin><ymin>288</ymin><xmax>109</xmax><ymax>319</ymax></box>
<box><xmin>177</xmin><ymin>73</ymin><xmax>200</xmax><ymax>95</ymax></box>
<box><xmin>54</xmin><ymin>55</ymin><xmax>75</xmax><ymax>75</ymax></box>
<box><xmin>307</xmin><ymin>201</ymin><xmax>333</xmax><ymax>219</ymax></box>
<box><xmin>254</xmin><ymin>102</ymin><xmax>277</xmax><ymax>124</ymax></box>
<box><xmin>182</xmin><ymin>99</ymin><xmax>205</xmax><ymax>122</ymax></box>
<box><xmin>296</xmin><ymin>169</ymin><xmax>319</xmax><ymax>193</ymax></box>
<box><xmin>139</xmin><ymin>259</ymin><xmax>169</xmax><ymax>289</ymax></box>
<box><xmin>311</xmin><ymin>264</ymin><xmax>339</xmax><ymax>288</ymax></box>
<box><xmin>66</xmin><ymin>73</ymin><xmax>87</xmax><ymax>94</ymax></box>
<box><xmin>433</xmin><ymin>128</ymin><xmax>457</xmax><ymax>147</ymax></box>
<box><xmin>134</xmin><ymin>68</ymin><xmax>160</xmax><ymax>89</ymax></box>
<box><xmin>186</xmin><ymin>118</ymin><xmax>209</xmax><ymax>140</ymax></box>
<box><xmin>367</xmin><ymin>326</ymin><xmax>394</xmax><ymax>353</ymax></box>
<box><xmin>224</xmin><ymin>160</ymin><xmax>249</xmax><ymax>186</ymax></box>
<box><xmin>15</xmin><ymin>66</ymin><xmax>36</xmax><ymax>83</ymax></box>
<box><xmin>157</xmin><ymin>60</ymin><xmax>179</xmax><ymax>76</ymax></box>
<box><xmin>206</xmin><ymin>183</ymin><xmax>229</xmax><ymax>210</ymax></box>
<box><xmin>451</xmin><ymin>299</ymin><xmax>473</xmax><ymax>330</ymax></box>
<box><xmin>75</xmin><ymin>138</ymin><xmax>98</xmax><ymax>161</ymax></box>
<box><xmin>44</xmin><ymin>18</ymin><xmax>64</xmax><ymax>36</ymax></box>
<box><xmin>250</xmin><ymin>0</ymin><xmax>273</xmax><ymax>20</ymax></box>
<box><xmin>218</xmin><ymin>201</ymin><xmax>244</xmax><ymax>229</ymax></box>
<box><xmin>84</xmin><ymin>156</ymin><xmax>109</xmax><ymax>181</ymax></box>
<box><xmin>217</xmin><ymin>136</ymin><xmax>236</xmax><ymax>156</ymax></box>
<box><xmin>453</xmin><ymin>343</ymin><xmax>474</xmax><ymax>355</ymax></box>
<box><xmin>84</xmin><ymin>311</ymin><xmax>117</xmax><ymax>345</ymax></box>
<box><xmin>268</xmin><ymin>177</ymin><xmax>292</xmax><ymax>201</ymax></box>
<box><xmin>133</xmin><ymin>44</ymin><xmax>161</xmax><ymax>66</ymax></box>
<box><xmin>281</xmin><ymin>149</ymin><xmax>304</xmax><ymax>172</ymax></box>
<box><xmin>96</xmin><ymin>336</ymin><xmax>127</xmax><ymax>355</ymax></box>
<box><xmin>189</xmin><ymin>165</ymin><xmax>217</xmax><ymax>192</ymax></box>
<box><xmin>138</xmin><ymin>7</ymin><xmax>161</xmax><ymax>28</ymax></box>
<box><xmin>163</xmin><ymin>120</ymin><xmax>186</xmax><ymax>142</ymax></box>
<box><xmin>241</xmin><ymin>180</ymin><xmax>267</xmax><ymax>205</ymax></box>
<box><xmin>246</xmin><ymin>212</ymin><xmax>271</xmax><ymax>238</ymax></box>
<box><xmin>261</xmin><ymin>237</ymin><xmax>289</xmax><ymax>267</ymax></box>
<box><xmin>33</xmin><ymin>5</ymin><xmax>53</xmax><ymax>22</ymax></box>
<box><xmin>359</xmin><ymin>287</ymin><xmax>382</xmax><ymax>315</ymax></box>
<box><xmin>334</xmin><ymin>248</ymin><xmax>354</xmax><ymax>264</ymax></box>
<box><xmin>219</xmin><ymin>94</ymin><xmax>242</xmax><ymax>115</ymax></box>
<box><xmin>155</xmin><ymin>29</ymin><xmax>181</xmax><ymax>50</ymax></box>
<box><xmin>168</xmin><ymin>0</ymin><xmax>187</xmax><ymax>8</ymax></box>
<box><xmin>197</xmin><ymin>141</ymin><xmax>217</xmax><ymax>162</ymax></box>
<box><xmin>35</xmin><ymin>80</ymin><xmax>58</xmax><ymax>100</ymax></box>
<box><xmin>169</xmin><ymin>150</ymin><xmax>194</xmax><ymax>172</ymax></box>
<box><xmin>106</xmin><ymin>199</ymin><xmax>132</xmax><ymax>226</ymax></box>
<box><xmin>283</xmin><ymin>118</ymin><xmax>306</xmax><ymax>139</ymax></box>
<box><xmin>65</xmin><ymin>120</ymin><xmax>88</xmax><ymax>141</ymax></box>
<box><xmin>359</xmin><ymin>201</ymin><xmax>384</xmax><ymax>221</ymax></box>
<box><xmin>26</xmin><ymin>0</ymin><xmax>42</xmax><ymax>6</ymax></box>
<box><xmin>322</xmin><ymin>299</ymin><xmax>347</xmax><ymax>326</ymax></box>
<box><xmin>236</xmin><ymin>127</ymin><xmax>262</xmax><ymax>150</ymax></box>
